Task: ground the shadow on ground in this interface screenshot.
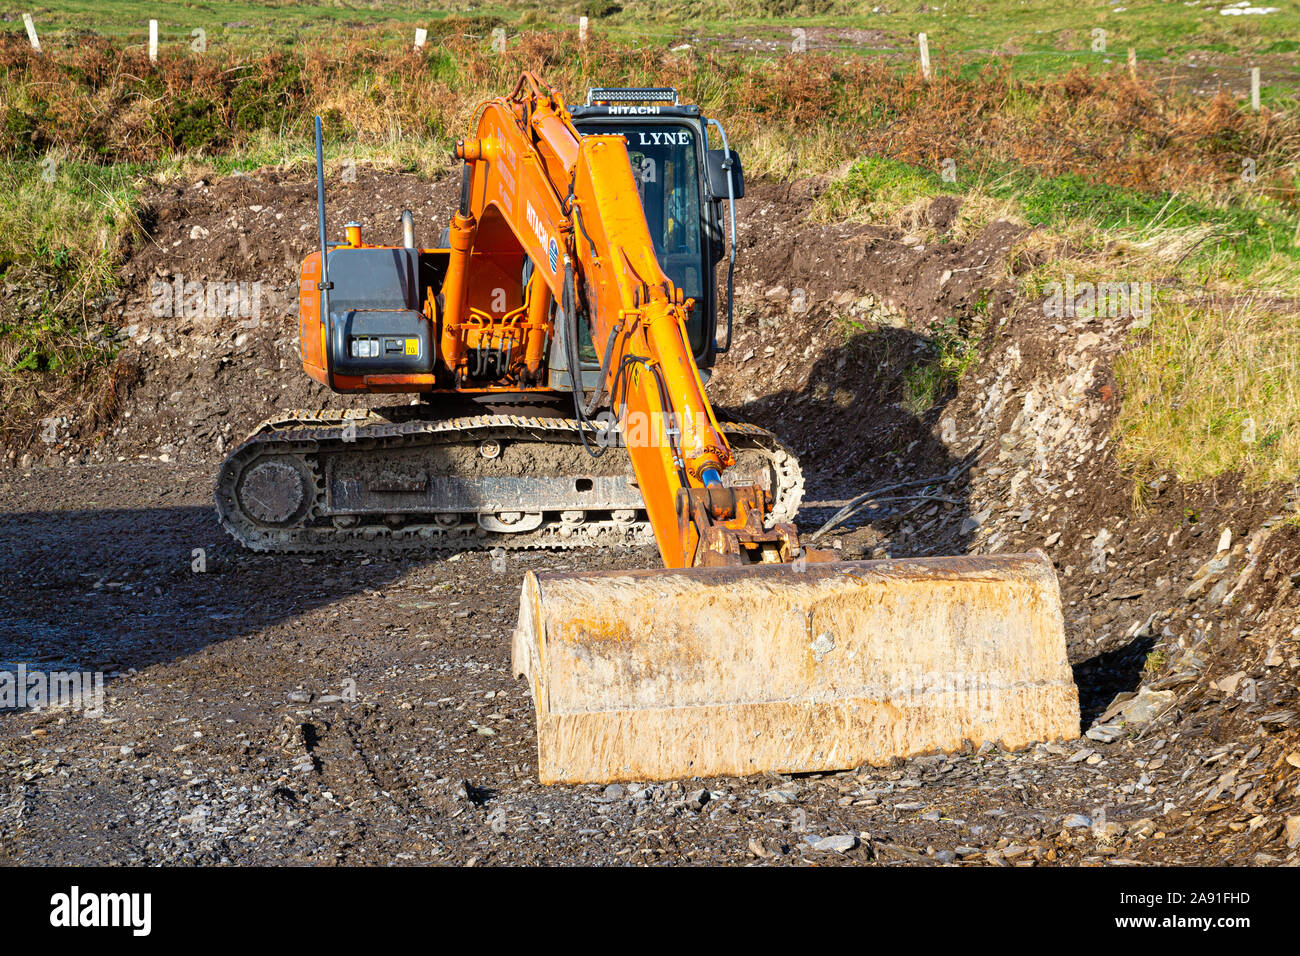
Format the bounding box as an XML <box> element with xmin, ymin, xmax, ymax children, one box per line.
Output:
<box><xmin>1071</xmin><ymin>636</ymin><xmax>1157</xmax><ymax>729</ymax></box>
<box><xmin>0</xmin><ymin>503</ymin><xmax>436</xmax><ymax>685</ymax></box>
<box><xmin>717</xmin><ymin>324</ymin><xmax>978</xmax><ymax>556</ymax></box>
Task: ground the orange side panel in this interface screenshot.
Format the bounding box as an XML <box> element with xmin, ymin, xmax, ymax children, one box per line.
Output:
<box><xmin>299</xmin><ymin>249</ymin><xmax>446</xmax><ymax>394</ymax></box>
<box><xmin>299</xmin><ymin>252</ymin><xmax>327</xmax><ymax>383</ymax></box>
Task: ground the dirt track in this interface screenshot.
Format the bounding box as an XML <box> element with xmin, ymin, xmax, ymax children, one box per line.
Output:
<box><xmin>1</xmin><ymin>167</ymin><xmax>1298</xmax><ymax>865</ymax></box>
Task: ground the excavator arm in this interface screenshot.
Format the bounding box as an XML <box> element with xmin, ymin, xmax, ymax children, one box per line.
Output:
<box><xmin>442</xmin><ymin>73</ymin><xmax>808</xmax><ymax>569</ymax></box>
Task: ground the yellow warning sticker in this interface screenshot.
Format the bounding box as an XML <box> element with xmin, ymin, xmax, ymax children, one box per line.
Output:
<box><xmin>405</xmin><ymin>338</ymin><xmax>418</xmax><ymax>356</ymax></box>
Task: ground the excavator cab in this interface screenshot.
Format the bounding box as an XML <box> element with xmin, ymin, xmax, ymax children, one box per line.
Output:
<box><xmin>568</xmin><ymin>87</ymin><xmax>744</xmax><ymax>368</ymax></box>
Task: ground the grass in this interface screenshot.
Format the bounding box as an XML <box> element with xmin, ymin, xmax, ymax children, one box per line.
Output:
<box><xmin>0</xmin><ymin>156</ymin><xmax>140</xmax><ymax>292</ymax></box>
<box><xmin>151</xmin><ymin>129</ymin><xmax>456</xmax><ymax>185</ymax></box>
<box><xmin>0</xmin><ymin>156</ymin><xmax>140</xmax><ymax>369</ymax></box>
<box><xmin>821</xmin><ymin>153</ymin><xmax>1300</xmax><ymax>296</ymax></box>
<box><xmin>3</xmin><ymin>28</ymin><xmax>1295</xmax><ymax>191</ymax></box>
<box><xmin>1003</xmin><ymin>172</ymin><xmax>1300</xmax><ymax>293</ymax></box>
<box><xmin>7</xmin><ymin>0</ymin><xmax>1300</xmax><ymax>84</ymax></box>
<box><xmin>814</xmin><ymin>156</ymin><xmax>1025</xmax><ymax>241</ymax></box>
<box><xmin>1114</xmin><ymin>300</ymin><xmax>1300</xmax><ymax>488</ymax></box>
<box><xmin>0</xmin><ymin>156</ymin><xmax>142</xmax><ymax>445</ymax></box>
<box><xmin>737</xmin><ymin>125</ymin><xmax>856</xmax><ymax>180</ymax></box>
<box><xmin>1143</xmin><ymin>649</ymin><xmax>1167</xmax><ymax>676</ymax></box>
<box><xmin>903</xmin><ymin>316</ymin><xmax>983</xmax><ymax>415</ymax></box>
<box><xmin>815</xmin><ymin>155</ymin><xmax>961</xmax><ymax>222</ymax></box>
<box><xmin>0</xmin><ymin>1</ymin><xmax>510</xmax><ymax>46</ymax></box>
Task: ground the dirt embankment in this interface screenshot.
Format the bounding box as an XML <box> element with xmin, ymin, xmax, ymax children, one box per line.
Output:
<box><xmin>15</xmin><ymin>168</ymin><xmax>463</xmax><ymax>467</ymax></box>
<box><xmin>715</xmin><ymin>181</ymin><xmax>1300</xmax><ymax>861</ymax></box>
<box><xmin>1</xmin><ymin>167</ymin><xmax>1297</xmax><ymax>865</ymax></box>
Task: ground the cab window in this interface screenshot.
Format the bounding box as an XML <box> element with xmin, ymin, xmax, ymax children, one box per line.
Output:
<box><xmin>609</xmin><ymin>124</ymin><xmax>707</xmax><ymax>353</ymax></box>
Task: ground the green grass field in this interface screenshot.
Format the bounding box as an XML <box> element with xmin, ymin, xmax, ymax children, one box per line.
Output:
<box><xmin>5</xmin><ymin>0</ymin><xmax>1299</xmax><ymax>87</ymax></box>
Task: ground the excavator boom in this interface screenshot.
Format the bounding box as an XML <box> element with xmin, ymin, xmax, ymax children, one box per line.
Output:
<box><xmin>444</xmin><ymin>73</ymin><xmax>794</xmax><ymax>569</ymax></box>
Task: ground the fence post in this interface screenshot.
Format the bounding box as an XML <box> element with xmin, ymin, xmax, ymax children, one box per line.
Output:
<box><xmin>918</xmin><ymin>33</ymin><xmax>931</xmax><ymax>80</ymax></box>
<box><xmin>149</xmin><ymin>19</ymin><xmax>158</xmax><ymax>62</ymax></box>
<box><xmin>1250</xmin><ymin>67</ymin><xmax>1260</xmax><ymax>112</ymax></box>
<box><xmin>22</xmin><ymin>13</ymin><xmax>40</xmax><ymax>52</ymax></box>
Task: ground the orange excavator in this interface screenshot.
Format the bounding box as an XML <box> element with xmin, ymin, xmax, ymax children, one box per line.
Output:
<box><xmin>217</xmin><ymin>73</ymin><xmax>1079</xmax><ymax>783</ymax></box>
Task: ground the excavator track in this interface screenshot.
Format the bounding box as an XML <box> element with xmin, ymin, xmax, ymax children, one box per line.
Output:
<box><xmin>214</xmin><ymin>407</ymin><xmax>804</xmax><ymax>554</ymax></box>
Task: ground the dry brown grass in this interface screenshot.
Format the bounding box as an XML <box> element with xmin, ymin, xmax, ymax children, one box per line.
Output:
<box><xmin>3</xmin><ymin>33</ymin><xmax>1295</xmax><ymax>197</ymax></box>
<box><xmin>0</xmin><ymin>354</ymin><xmax>137</xmax><ymax>452</ymax></box>
<box><xmin>1115</xmin><ymin>298</ymin><xmax>1300</xmax><ymax>488</ymax></box>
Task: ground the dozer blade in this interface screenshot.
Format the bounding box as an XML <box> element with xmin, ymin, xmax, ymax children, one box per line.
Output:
<box><xmin>512</xmin><ymin>552</ymin><xmax>1079</xmax><ymax>784</ymax></box>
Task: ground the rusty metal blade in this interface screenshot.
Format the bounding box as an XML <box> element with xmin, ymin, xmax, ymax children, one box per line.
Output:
<box><xmin>512</xmin><ymin>553</ymin><xmax>1079</xmax><ymax>784</ymax></box>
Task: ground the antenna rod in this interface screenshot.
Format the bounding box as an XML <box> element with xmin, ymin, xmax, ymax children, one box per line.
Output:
<box><xmin>315</xmin><ymin>116</ymin><xmax>333</xmax><ymax>379</ymax></box>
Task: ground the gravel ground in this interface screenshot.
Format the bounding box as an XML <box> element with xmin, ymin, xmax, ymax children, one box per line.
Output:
<box><xmin>1</xmin><ymin>461</ymin><xmax>1295</xmax><ymax>866</ymax></box>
